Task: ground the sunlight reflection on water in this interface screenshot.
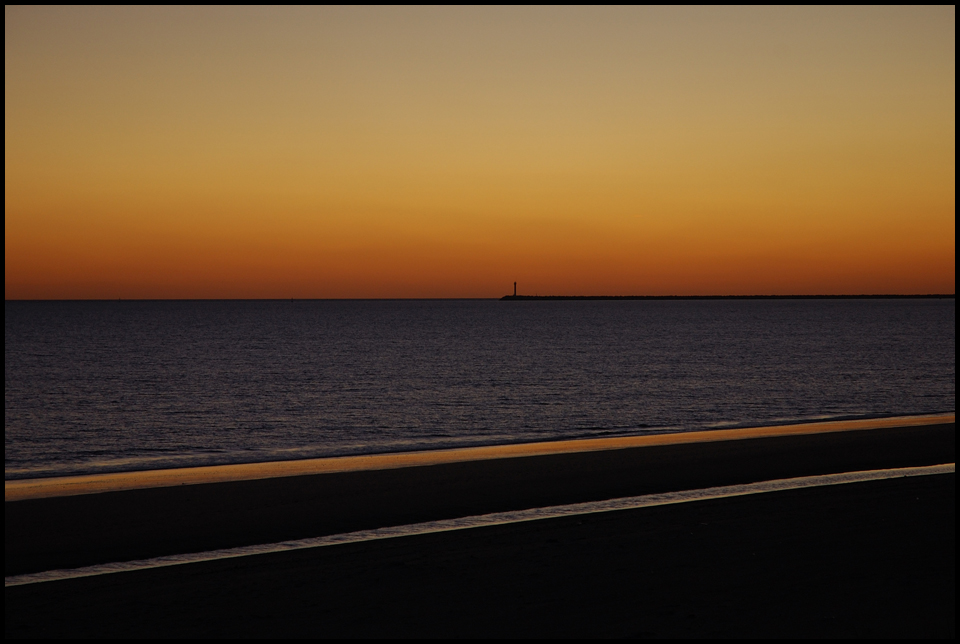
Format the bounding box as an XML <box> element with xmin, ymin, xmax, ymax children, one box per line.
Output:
<box><xmin>5</xmin><ymin>299</ymin><xmax>955</xmax><ymax>478</ymax></box>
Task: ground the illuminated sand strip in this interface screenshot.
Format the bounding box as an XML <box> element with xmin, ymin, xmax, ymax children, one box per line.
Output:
<box><xmin>5</xmin><ymin>463</ymin><xmax>954</xmax><ymax>588</ymax></box>
<box><xmin>5</xmin><ymin>413</ymin><xmax>954</xmax><ymax>501</ymax></box>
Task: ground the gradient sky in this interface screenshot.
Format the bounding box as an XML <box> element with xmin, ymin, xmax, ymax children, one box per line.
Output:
<box><xmin>5</xmin><ymin>6</ymin><xmax>955</xmax><ymax>298</ymax></box>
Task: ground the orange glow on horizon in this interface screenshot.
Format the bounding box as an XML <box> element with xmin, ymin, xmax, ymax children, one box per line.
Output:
<box><xmin>5</xmin><ymin>7</ymin><xmax>955</xmax><ymax>299</ymax></box>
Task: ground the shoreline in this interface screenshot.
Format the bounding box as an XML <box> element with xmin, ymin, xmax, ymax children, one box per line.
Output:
<box><xmin>6</xmin><ymin>415</ymin><xmax>954</xmax><ymax>577</ymax></box>
<box><xmin>6</xmin><ymin>413</ymin><xmax>953</xmax><ymax>501</ymax></box>
<box><xmin>6</xmin><ymin>414</ymin><xmax>955</xmax><ymax>636</ymax></box>
<box><xmin>7</xmin><ymin>472</ymin><xmax>954</xmax><ymax>637</ymax></box>
<box><xmin>8</xmin><ymin>463</ymin><xmax>952</xmax><ymax>589</ymax></box>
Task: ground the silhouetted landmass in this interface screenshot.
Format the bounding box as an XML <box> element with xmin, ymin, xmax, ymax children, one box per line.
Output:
<box><xmin>501</xmin><ymin>294</ymin><xmax>955</xmax><ymax>300</ymax></box>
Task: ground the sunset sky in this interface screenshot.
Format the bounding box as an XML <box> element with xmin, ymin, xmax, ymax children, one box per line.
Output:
<box><xmin>5</xmin><ymin>6</ymin><xmax>955</xmax><ymax>299</ymax></box>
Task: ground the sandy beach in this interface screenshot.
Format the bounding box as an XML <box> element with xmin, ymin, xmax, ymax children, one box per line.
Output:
<box><xmin>5</xmin><ymin>416</ymin><xmax>955</xmax><ymax>637</ymax></box>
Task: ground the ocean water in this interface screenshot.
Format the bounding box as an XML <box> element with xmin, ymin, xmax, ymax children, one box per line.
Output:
<box><xmin>4</xmin><ymin>299</ymin><xmax>955</xmax><ymax>480</ymax></box>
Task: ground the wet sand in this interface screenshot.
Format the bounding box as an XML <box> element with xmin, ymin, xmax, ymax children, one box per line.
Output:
<box><xmin>5</xmin><ymin>474</ymin><xmax>954</xmax><ymax>638</ymax></box>
<box><xmin>5</xmin><ymin>417</ymin><xmax>955</xmax><ymax>637</ymax></box>
<box><xmin>7</xmin><ymin>414</ymin><xmax>952</xmax><ymax>502</ymax></box>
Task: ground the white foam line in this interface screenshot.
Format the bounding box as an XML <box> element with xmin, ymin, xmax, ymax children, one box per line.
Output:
<box><xmin>6</xmin><ymin>463</ymin><xmax>953</xmax><ymax>588</ymax></box>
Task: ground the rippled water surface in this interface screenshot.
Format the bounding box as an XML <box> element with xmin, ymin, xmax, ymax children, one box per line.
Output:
<box><xmin>5</xmin><ymin>299</ymin><xmax>955</xmax><ymax>479</ymax></box>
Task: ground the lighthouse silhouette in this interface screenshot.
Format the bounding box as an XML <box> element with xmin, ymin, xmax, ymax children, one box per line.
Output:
<box><xmin>514</xmin><ymin>282</ymin><xmax>517</xmax><ymax>297</ymax></box>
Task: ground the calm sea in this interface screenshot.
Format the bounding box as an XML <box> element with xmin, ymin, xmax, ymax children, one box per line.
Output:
<box><xmin>4</xmin><ymin>299</ymin><xmax>955</xmax><ymax>480</ymax></box>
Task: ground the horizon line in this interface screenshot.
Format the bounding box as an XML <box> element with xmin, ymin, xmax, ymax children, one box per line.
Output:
<box><xmin>4</xmin><ymin>294</ymin><xmax>956</xmax><ymax>303</ymax></box>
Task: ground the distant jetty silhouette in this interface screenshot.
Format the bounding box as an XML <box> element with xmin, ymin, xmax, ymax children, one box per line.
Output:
<box><xmin>501</xmin><ymin>292</ymin><xmax>954</xmax><ymax>301</ymax></box>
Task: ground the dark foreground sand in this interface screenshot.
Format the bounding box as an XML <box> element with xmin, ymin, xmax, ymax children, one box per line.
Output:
<box><xmin>5</xmin><ymin>420</ymin><xmax>955</xmax><ymax>637</ymax></box>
